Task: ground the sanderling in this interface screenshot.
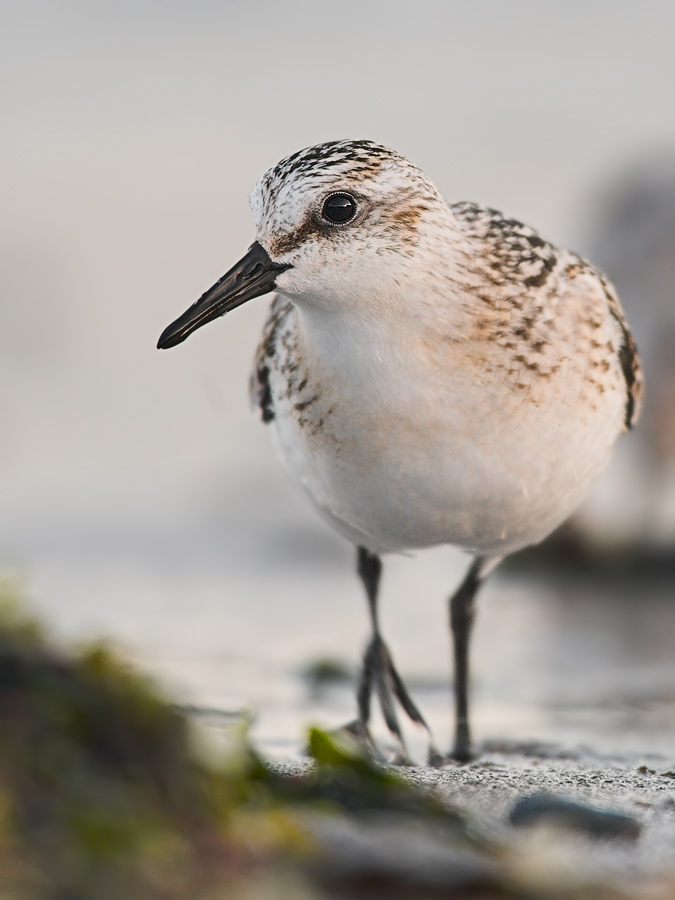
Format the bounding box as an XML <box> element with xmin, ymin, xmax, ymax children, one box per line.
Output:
<box><xmin>158</xmin><ymin>140</ymin><xmax>642</xmax><ymax>765</ymax></box>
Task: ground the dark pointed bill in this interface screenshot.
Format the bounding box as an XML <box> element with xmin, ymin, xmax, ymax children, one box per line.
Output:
<box><xmin>157</xmin><ymin>241</ymin><xmax>291</xmax><ymax>349</ymax></box>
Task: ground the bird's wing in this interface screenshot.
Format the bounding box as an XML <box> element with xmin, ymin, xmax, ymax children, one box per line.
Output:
<box><xmin>450</xmin><ymin>201</ymin><xmax>643</xmax><ymax>432</ymax></box>
<box><xmin>571</xmin><ymin>256</ymin><xmax>643</xmax><ymax>431</ymax></box>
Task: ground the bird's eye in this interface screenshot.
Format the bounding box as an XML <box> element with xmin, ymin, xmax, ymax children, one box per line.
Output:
<box><xmin>321</xmin><ymin>192</ymin><xmax>357</xmax><ymax>225</ymax></box>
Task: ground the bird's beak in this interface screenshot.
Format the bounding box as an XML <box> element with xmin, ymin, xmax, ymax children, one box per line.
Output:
<box><xmin>157</xmin><ymin>241</ymin><xmax>291</xmax><ymax>349</ymax></box>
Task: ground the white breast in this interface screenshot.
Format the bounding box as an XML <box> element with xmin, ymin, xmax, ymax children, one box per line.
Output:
<box><xmin>261</xmin><ymin>292</ymin><xmax>628</xmax><ymax>556</ymax></box>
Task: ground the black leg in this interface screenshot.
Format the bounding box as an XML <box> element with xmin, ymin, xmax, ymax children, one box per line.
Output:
<box><xmin>353</xmin><ymin>547</ymin><xmax>381</xmax><ymax>742</ymax></box>
<box><xmin>353</xmin><ymin>547</ymin><xmax>442</xmax><ymax>765</ymax></box>
<box><xmin>355</xmin><ymin>547</ymin><xmax>411</xmax><ymax>761</ymax></box>
<box><xmin>448</xmin><ymin>556</ymin><xmax>487</xmax><ymax>762</ymax></box>
<box><xmin>357</xmin><ymin>545</ymin><xmax>383</xmax><ymax>630</ymax></box>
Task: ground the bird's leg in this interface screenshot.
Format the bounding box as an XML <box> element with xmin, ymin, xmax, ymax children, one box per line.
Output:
<box><xmin>448</xmin><ymin>556</ymin><xmax>489</xmax><ymax>762</ymax></box>
<box><xmin>354</xmin><ymin>546</ymin><xmax>409</xmax><ymax>764</ymax></box>
<box><xmin>353</xmin><ymin>547</ymin><xmax>442</xmax><ymax>766</ymax></box>
<box><xmin>383</xmin><ymin>647</ymin><xmax>446</xmax><ymax>767</ymax></box>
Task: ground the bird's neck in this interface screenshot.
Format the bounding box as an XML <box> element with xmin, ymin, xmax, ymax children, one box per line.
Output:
<box><xmin>288</xmin><ymin>256</ymin><xmax>473</xmax><ymax>379</ymax></box>
<box><xmin>284</xmin><ymin>278</ymin><xmax>470</xmax><ymax>413</ymax></box>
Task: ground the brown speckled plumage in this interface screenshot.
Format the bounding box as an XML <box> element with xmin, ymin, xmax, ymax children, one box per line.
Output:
<box><xmin>253</xmin><ymin>194</ymin><xmax>642</xmax><ymax>437</ymax></box>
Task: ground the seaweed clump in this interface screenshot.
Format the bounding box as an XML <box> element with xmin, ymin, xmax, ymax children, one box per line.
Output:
<box><xmin>0</xmin><ymin>583</ymin><xmax>304</xmax><ymax>899</ymax></box>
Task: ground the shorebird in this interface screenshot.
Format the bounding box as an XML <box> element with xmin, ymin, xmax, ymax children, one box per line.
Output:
<box><xmin>158</xmin><ymin>140</ymin><xmax>642</xmax><ymax>765</ymax></box>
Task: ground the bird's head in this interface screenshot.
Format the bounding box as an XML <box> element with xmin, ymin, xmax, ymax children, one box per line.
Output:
<box><xmin>157</xmin><ymin>140</ymin><xmax>447</xmax><ymax>349</ymax></box>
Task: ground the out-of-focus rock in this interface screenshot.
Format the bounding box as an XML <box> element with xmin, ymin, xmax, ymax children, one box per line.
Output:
<box><xmin>509</xmin><ymin>791</ymin><xmax>641</xmax><ymax>839</ymax></box>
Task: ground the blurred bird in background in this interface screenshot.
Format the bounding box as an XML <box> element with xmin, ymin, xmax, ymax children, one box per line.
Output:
<box><xmin>587</xmin><ymin>154</ymin><xmax>675</xmax><ymax>548</ymax></box>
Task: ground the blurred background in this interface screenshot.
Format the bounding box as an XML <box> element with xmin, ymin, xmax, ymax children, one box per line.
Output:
<box><xmin>2</xmin><ymin>0</ymin><xmax>675</xmax><ymax>761</ymax></box>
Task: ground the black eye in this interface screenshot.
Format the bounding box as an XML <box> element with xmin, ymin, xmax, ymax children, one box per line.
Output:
<box><xmin>321</xmin><ymin>192</ymin><xmax>357</xmax><ymax>225</ymax></box>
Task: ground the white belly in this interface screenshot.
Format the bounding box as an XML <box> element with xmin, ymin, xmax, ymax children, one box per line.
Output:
<box><xmin>269</xmin><ymin>364</ymin><xmax>626</xmax><ymax>556</ymax></box>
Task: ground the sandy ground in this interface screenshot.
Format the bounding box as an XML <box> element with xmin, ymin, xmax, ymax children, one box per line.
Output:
<box><xmin>270</xmin><ymin>741</ymin><xmax>675</xmax><ymax>894</ymax></box>
<box><xmin>405</xmin><ymin>746</ymin><xmax>675</xmax><ymax>869</ymax></box>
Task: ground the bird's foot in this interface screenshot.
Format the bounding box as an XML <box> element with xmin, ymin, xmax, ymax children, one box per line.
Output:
<box><xmin>338</xmin><ymin>719</ymin><xmax>406</xmax><ymax>765</ymax></box>
<box><xmin>390</xmin><ymin>747</ymin><xmax>415</xmax><ymax>767</ymax></box>
<box><xmin>448</xmin><ymin>732</ymin><xmax>475</xmax><ymax>764</ymax></box>
<box><xmin>353</xmin><ymin>633</ymin><xmax>443</xmax><ymax>766</ymax></box>
<box><xmin>427</xmin><ymin>744</ymin><xmax>450</xmax><ymax>768</ymax></box>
